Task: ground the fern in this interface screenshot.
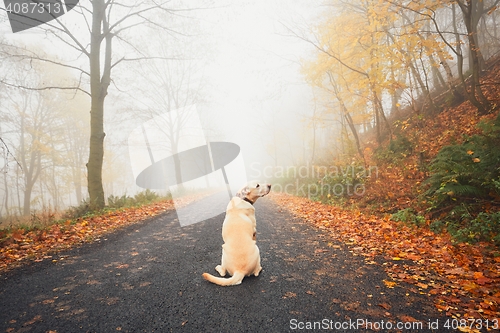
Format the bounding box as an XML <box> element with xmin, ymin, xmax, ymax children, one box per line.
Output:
<box><xmin>422</xmin><ymin>115</ymin><xmax>500</xmax><ymax>244</ymax></box>
<box><xmin>424</xmin><ymin>117</ymin><xmax>500</xmax><ymax>209</ymax></box>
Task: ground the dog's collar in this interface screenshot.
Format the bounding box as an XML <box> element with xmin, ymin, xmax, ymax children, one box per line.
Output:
<box><xmin>242</xmin><ymin>197</ymin><xmax>254</xmax><ymax>205</ymax></box>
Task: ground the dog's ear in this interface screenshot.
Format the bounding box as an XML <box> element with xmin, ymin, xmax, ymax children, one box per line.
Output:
<box><xmin>236</xmin><ymin>185</ymin><xmax>250</xmax><ymax>198</ymax></box>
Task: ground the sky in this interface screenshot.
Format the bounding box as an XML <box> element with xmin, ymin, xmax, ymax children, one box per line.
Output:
<box><xmin>197</xmin><ymin>0</ymin><xmax>324</xmax><ymax>171</ymax></box>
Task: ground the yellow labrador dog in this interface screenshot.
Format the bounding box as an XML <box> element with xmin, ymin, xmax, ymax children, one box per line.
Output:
<box><xmin>202</xmin><ymin>183</ymin><xmax>271</xmax><ymax>286</ymax></box>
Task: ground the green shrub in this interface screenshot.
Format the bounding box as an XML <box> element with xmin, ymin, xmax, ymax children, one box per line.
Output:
<box><xmin>133</xmin><ymin>189</ymin><xmax>160</xmax><ymax>205</ymax></box>
<box><xmin>319</xmin><ymin>165</ymin><xmax>366</xmax><ymax>201</ymax></box>
<box><xmin>391</xmin><ymin>208</ymin><xmax>426</xmax><ymax>226</ymax></box>
<box><xmin>107</xmin><ymin>194</ymin><xmax>134</xmax><ymax>209</ymax></box>
<box><xmin>466</xmin><ymin>212</ymin><xmax>500</xmax><ymax>244</ymax></box>
<box><xmin>63</xmin><ymin>190</ymin><xmax>164</xmax><ymax>219</ymax></box>
<box><xmin>430</xmin><ymin>220</ymin><xmax>446</xmax><ymax>234</ymax></box>
<box><xmin>444</xmin><ymin>210</ymin><xmax>500</xmax><ymax>245</ymax></box>
<box><xmin>63</xmin><ymin>199</ymin><xmax>92</xmax><ymax>219</ymax></box>
<box><xmin>423</xmin><ymin>115</ymin><xmax>500</xmax><ymax>245</ymax></box>
<box><xmin>107</xmin><ymin>190</ymin><xmax>161</xmax><ymax>209</ymax></box>
<box><xmin>374</xmin><ymin>135</ymin><xmax>413</xmax><ymax>164</ymax></box>
<box><xmin>271</xmin><ymin>163</ymin><xmax>368</xmax><ymax>204</ymax></box>
<box><xmin>424</xmin><ymin>117</ymin><xmax>500</xmax><ymax>211</ymax></box>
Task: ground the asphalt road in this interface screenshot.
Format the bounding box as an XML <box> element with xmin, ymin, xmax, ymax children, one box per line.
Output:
<box><xmin>0</xmin><ymin>199</ymin><xmax>445</xmax><ymax>332</ymax></box>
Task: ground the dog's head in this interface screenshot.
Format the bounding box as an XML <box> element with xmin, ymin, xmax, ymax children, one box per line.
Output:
<box><xmin>236</xmin><ymin>182</ymin><xmax>271</xmax><ymax>204</ymax></box>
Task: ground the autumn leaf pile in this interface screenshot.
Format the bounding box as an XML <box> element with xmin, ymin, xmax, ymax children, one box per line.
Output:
<box><xmin>271</xmin><ymin>192</ymin><xmax>500</xmax><ymax>321</ymax></box>
<box><xmin>0</xmin><ymin>200</ymin><xmax>175</xmax><ymax>272</ymax></box>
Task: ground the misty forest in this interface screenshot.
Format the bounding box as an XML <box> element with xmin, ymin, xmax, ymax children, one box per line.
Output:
<box><xmin>1</xmin><ymin>0</ymin><xmax>500</xmax><ymax>330</ymax></box>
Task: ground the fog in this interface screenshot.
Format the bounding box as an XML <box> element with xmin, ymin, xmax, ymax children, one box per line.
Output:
<box><xmin>0</xmin><ymin>1</ymin><xmax>325</xmax><ymax>216</ymax></box>
<box><xmin>3</xmin><ymin>0</ymin><xmax>500</xmax><ymax>218</ymax></box>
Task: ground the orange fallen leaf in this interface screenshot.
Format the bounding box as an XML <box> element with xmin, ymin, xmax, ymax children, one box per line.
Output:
<box><xmin>12</xmin><ymin>231</ymin><xmax>23</xmax><ymax>242</ymax></box>
<box><xmin>379</xmin><ymin>302</ymin><xmax>391</xmax><ymax>310</ymax></box>
<box><xmin>416</xmin><ymin>282</ymin><xmax>428</xmax><ymax>289</ymax></box>
<box><xmin>476</xmin><ymin>276</ymin><xmax>492</xmax><ymax>285</ymax></box>
<box><xmin>461</xmin><ymin>281</ymin><xmax>479</xmax><ymax>292</ymax></box>
<box><xmin>435</xmin><ymin>304</ymin><xmax>450</xmax><ymax>311</ymax></box>
<box><xmin>399</xmin><ymin>315</ymin><xmax>419</xmax><ymax>322</ymax></box>
<box><xmin>383</xmin><ymin>280</ymin><xmax>397</xmax><ymax>288</ymax></box>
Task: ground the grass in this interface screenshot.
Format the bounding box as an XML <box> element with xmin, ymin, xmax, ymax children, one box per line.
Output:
<box><xmin>0</xmin><ymin>190</ymin><xmax>172</xmax><ymax>235</ymax></box>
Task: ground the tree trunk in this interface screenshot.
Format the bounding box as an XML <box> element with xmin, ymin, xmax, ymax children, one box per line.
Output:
<box><xmin>86</xmin><ymin>0</ymin><xmax>109</xmax><ymax>209</ymax></box>
<box><xmin>466</xmin><ymin>29</ymin><xmax>490</xmax><ymax>114</ymax></box>
<box><xmin>86</xmin><ymin>95</ymin><xmax>105</xmax><ymax>209</ymax></box>
<box><xmin>327</xmin><ymin>72</ymin><xmax>364</xmax><ymax>161</ymax></box>
<box><xmin>371</xmin><ymin>84</ymin><xmax>392</xmax><ymax>141</ymax></box>
<box><xmin>23</xmin><ymin>182</ymin><xmax>33</xmax><ymax>216</ymax></box>
<box><xmin>22</xmin><ymin>151</ymin><xmax>41</xmax><ymax>215</ymax></box>
<box><xmin>74</xmin><ymin>172</ymin><xmax>83</xmax><ymax>204</ymax></box>
<box><xmin>456</xmin><ymin>0</ymin><xmax>492</xmax><ymax>114</ymax></box>
<box><xmin>344</xmin><ymin>112</ymin><xmax>365</xmax><ymax>164</ymax></box>
<box><xmin>437</xmin><ymin>46</ymin><xmax>463</xmax><ymax>103</ymax></box>
<box><xmin>2</xmin><ymin>170</ymin><xmax>8</xmax><ymax>216</ymax></box>
<box><xmin>429</xmin><ymin>53</ymin><xmax>446</xmax><ymax>90</ymax></box>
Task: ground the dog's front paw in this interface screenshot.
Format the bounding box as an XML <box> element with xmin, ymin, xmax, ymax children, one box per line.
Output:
<box><xmin>215</xmin><ymin>265</ymin><xmax>226</xmax><ymax>277</ymax></box>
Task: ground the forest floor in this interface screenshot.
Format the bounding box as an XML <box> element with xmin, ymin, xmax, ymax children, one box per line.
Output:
<box><xmin>1</xmin><ymin>191</ymin><xmax>498</xmax><ymax>327</ymax></box>
<box><xmin>271</xmin><ymin>193</ymin><xmax>500</xmax><ymax>324</ymax></box>
<box><xmin>1</xmin><ymin>198</ymin><xmax>451</xmax><ymax>333</ymax></box>
<box><xmin>1</xmin><ymin>60</ymin><xmax>500</xmax><ymax>332</ymax></box>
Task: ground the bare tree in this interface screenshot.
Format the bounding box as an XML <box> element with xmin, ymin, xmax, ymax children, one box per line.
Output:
<box><xmin>0</xmin><ymin>1</ymin><xmax>199</xmax><ymax>209</ymax></box>
<box><xmin>1</xmin><ymin>85</ymin><xmax>54</xmax><ymax>215</ymax></box>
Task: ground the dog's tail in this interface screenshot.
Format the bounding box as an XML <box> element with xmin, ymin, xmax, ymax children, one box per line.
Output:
<box><xmin>202</xmin><ymin>271</ymin><xmax>245</xmax><ymax>286</ymax></box>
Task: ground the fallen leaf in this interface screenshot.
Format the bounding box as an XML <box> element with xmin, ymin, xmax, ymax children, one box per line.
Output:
<box><xmin>457</xmin><ymin>326</ymin><xmax>481</xmax><ymax>333</ymax></box>
<box><xmin>379</xmin><ymin>302</ymin><xmax>391</xmax><ymax>310</ymax></box>
<box><xmin>383</xmin><ymin>280</ymin><xmax>397</xmax><ymax>288</ymax></box>
<box><xmin>399</xmin><ymin>315</ymin><xmax>419</xmax><ymax>322</ymax></box>
<box><xmin>435</xmin><ymin>304</ymin><xmax>450</xmax><ymax>311</ymax></box>
<box><xmin>416</xmin><ymin>282</ymin><xmax>428</xmax><ymax>289</ymax></box>
<box><xmin>270</xmin><ymin>192</ymin><xmax>500</xmax><ymax>321</ymax></box>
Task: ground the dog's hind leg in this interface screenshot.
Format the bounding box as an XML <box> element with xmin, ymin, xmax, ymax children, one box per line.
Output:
<box><xmin>253</xmin><ymin>266</ymin><xmax>262</xmax><ymax>277</ymax></box>
<box><xmin>253</xmin><ymin>255</ymin><xmax>262</xmax><ymax>277</ymax></box>
<box><xmin>216</xmin><ymin>246</ymin><xmax>228</xmax><ymax>276</ymax></box>
<box><xmin>215</xmin><ymin>265</ymin><xmax>226</xmax><ymax>276</ymax></box>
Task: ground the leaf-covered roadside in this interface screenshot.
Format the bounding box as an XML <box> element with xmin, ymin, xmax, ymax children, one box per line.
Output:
<box><xmin>0</xmin><ymin>200</ymin><xmax>175</xmax><ymax>273</ymax></box>
<box><xmin>271</xmin><ymin>193</ymin><xmax>500</xmax><ymax>321</ymax></box>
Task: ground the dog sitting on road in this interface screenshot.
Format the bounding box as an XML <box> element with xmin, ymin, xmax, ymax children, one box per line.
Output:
<box><xmin>202</xmin><ymin>182</ymin><xmax>271</xmax><ymax>286</ymax></box>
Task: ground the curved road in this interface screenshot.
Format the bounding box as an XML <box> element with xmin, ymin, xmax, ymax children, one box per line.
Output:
<box><xmin>0</xmin><ymin>199</ymin><xmax>444</xmax><ymax>332</ymax></box>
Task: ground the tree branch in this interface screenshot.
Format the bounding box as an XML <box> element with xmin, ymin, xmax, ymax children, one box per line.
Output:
<box><xmin>0</xmin><ymin>50</ymin><xmax>90</xmax><ymax>77</ymax></box>
<box><xmin>278</xmin><ymin>22</ymin><xmax>369</xmax><ymax>78</ymax></box>
<box><xmin>387</xmin><ymin>0</ymin><xmax>461</xmax><ymax>56</ymax></box>
<box><xmin>0</xmin><ymin>137</ymin><xmax>23</xmax><ymax>171</ymax></box>
<box><xmin>0</xmin><ymin>79</ymin><xmax>90</xmax><ymax>97</ymax></box>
